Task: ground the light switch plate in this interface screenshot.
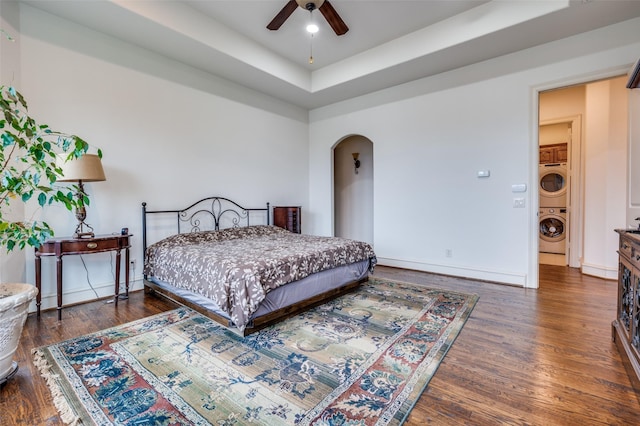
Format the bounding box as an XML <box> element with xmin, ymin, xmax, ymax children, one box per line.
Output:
<box><xmin>511</xmin><ymin>183</ymin><xmax>527</xmax><ymax>193</ymax></box>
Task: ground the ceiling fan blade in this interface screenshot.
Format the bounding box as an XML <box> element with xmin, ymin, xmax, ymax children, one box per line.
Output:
<box><xmin>267</xmin><ymin>0</ymin><xmax>298</xmax><ymax>31</ymax></box>
<box><xmin>319</xmin><ymin>0</ymin><xmax>348</xmax><ymax>36</ymax></box>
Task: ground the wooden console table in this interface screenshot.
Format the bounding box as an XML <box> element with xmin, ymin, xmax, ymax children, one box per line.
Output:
<box><xmin>34</xmin><ymin>233</ymin><xmax>132</xmax><ymax>320</ymax></box>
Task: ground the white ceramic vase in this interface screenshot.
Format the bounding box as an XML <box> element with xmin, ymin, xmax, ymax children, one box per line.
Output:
<box><xmin>0</xmin><ymin>283</ymin><xmax>38</xmax><ymax>383</ymax></box>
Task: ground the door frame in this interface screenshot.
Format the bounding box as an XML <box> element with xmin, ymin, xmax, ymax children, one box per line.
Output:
<box><xmin>539</xmin><ymin>115</ymin><xmax>582</xmax><ymax>268</ymax></box>
<box><xmin>530</xmin><ymin>65</ymin><xmax>630</xmax><ymax>289</ymax></box>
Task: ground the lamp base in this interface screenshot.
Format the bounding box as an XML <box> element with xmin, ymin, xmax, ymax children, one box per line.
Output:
<box><xmin>74</xmin><ymin>231</ymin><xmax>95</xmax><ymax>239</ymax></box>
<box><xmin>73</xmin><ymin>220</ymin><xmax>95</xmax><ymax>239</ymax></box>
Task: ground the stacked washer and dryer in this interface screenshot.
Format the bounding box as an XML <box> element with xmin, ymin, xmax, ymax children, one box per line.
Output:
<box><xmin>539</xmin><ymin>163</ymin><xmax>568</xmax><ymax>254</ymax></box>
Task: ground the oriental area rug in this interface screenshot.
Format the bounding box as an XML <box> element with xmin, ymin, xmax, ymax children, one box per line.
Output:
<box><xmin>33</xmin><ymin>277</ymin><xmax>478</xmax><ymax>425</ymax></box>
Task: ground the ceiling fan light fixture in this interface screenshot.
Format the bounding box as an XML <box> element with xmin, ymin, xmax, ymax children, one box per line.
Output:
<box><xmin>267</xmin><ymin>0</ymin><xmax>348</xmax><ymax>36</ymax></box>
<box><xmin>297</xmin><ymin>0</ymin><xmax>324</xmax><ymax>10</ymax></box>
<box><xmin>306</xmin><ymin>23</ymin><xmax>319</xmax><ymax>34</ymax></box>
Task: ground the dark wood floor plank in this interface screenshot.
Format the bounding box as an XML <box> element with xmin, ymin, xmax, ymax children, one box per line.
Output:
<box><xmin>382</xmin><ymin>265</ymin><xmax>640</xmax><ymax>425</ymax></box>
<box><xmin>0</xmin><ymin>265</ymin><xmax>638</xmax><ymax>425</ymax></box>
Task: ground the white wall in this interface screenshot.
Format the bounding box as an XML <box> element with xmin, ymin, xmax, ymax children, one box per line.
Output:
<box><xmin>539</xmin><ymin>123</ymin><xmax>569</xmax><ymax>147</ymax></box>
<box><xmin>0</xmin><ymin>0</ymin><xmax>19</xmax><ymax>84</ymax></box>
<box><xmin>12</xmin><ymin>5</ymin><xmax>309</xmax><ymax>311</ymax></box>
<box><xmin>582</xmin><ymin>78</ymin><xmax>628</xmax><ymax>279</ymax></box>
<box><xmin>629</xmin><ymin>84</ymin><xmax>640</xmax><ymax>229</ymax></box>
<box><xmin>310</xmin><ymin>75</ymin><xmax>533</xmax><ymax>285</ymax></box>
<box><xmin>308</xmin><ymin>18</ymin><xmax>640</xmax><ymax>287</ymax></box>
<box><xmin>540</xmin><ymin>86</ymin><xmax>586</xmax><ymax>121</ymax></box>
<box><xmin>0</xmin><ymin>0</ymin><xmax>27</xmax><ymax>284</ymax></box>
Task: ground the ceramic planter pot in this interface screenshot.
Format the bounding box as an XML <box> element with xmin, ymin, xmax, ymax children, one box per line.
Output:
<box><xmin>0</xmin><ymin>283</ymin><xmax>38</xmax><ymax>383</ymax></box>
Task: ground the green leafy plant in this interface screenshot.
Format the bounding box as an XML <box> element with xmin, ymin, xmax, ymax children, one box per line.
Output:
<box><xmin>0</xmin><ymin>85</ymin><xmax>102</xmax><ymax>251</ymax></box>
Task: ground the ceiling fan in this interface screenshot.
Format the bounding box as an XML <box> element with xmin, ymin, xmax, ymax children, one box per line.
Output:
<box><xmin>267</xmin><ymin>0</ymin><xmax>349</xmax><ymax>36</ymax></box>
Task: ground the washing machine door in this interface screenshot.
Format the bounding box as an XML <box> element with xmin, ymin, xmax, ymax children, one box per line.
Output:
<box><xmin>539</xmin><ymin>216</ymin><xmax>566</xmax><ymax>242</ymax></box>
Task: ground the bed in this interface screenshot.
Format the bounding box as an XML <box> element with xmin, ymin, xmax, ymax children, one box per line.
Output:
<box><xmin>142</xmin><ymin>196</ymin><xmax>377</xmax><ymax>336</ymax></box>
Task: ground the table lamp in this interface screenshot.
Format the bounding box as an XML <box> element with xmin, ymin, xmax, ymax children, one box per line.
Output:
<box><xmin>57</xmin><ymin>154</ymin><xmax>106</xmax><ymax>238</ymax></box>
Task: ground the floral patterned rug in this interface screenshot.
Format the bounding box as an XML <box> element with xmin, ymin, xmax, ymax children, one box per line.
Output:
<box><xmin>34</xmin><ymin>277</ymin><xmax>478</xmax><ymax>425</ymax></box>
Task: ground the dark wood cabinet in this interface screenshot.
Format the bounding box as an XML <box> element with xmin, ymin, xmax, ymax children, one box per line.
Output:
<box><xmin>273</xmin><ymin>206</ymin><xmax>301</xmax><ymax>233</ymax></box>
<box><xmin>613</xmin><ymin>230</ymin><xmax>640</xmax><ymax>395</ymax></box>
<box><xmin>539</xmin><ymin>143</ymin><xmax>568</xmax><ymax>164</ymax></box>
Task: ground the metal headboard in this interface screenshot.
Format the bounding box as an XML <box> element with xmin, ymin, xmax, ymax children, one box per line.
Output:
<box><xmin>142</xmin><ymin>196</ymin><xmax>270</xmax><ymax>256</ymax></box>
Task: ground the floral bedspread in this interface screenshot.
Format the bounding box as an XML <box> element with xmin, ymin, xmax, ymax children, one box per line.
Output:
<box><xmin>144</xmin><ymin>225</ymin><xmax>376</xmax><ymax>331</ymax></box>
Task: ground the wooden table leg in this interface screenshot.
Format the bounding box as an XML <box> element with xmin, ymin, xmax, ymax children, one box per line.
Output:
<box><xmin>125</xmin><ymin>246</ymin><xmax>130</xmax><ymax>297</ymax></box>
<box><xmin>35</xmin><ymin>254</ymin><xmax>42</xmax><ymax>318</ymax></box>
<box><xmin>56</xmin><ymin>255</ymin><xmax>63</xmax><ymax>321</ymax></box>
<box><xmin>115</xmin><ymin>249</ymin><xmax>121</xmax><ymax>306</ymax></box>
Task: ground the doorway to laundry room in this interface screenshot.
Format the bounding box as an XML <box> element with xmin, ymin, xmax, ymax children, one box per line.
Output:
<box><xmin>538</xmin><ymin>117</ymin><xmax>575</xmax><ymax>267</ymax></box>
<box><xmin>538</xmin><ymin>76</ymin><xmax>628</xmax><ymax>277</ymax></box>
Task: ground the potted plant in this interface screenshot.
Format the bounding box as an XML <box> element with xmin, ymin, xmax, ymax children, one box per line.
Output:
<box><xmin>0</xmin><ymin>84</ymin><xmax>101</xmax><ymax>384</ymax></box>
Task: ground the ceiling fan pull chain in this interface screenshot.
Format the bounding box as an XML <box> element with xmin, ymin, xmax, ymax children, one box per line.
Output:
<box><xmin>308</xmin><ymin>9</ymin><xmax>317</xmax><ymax>64</ymax></box>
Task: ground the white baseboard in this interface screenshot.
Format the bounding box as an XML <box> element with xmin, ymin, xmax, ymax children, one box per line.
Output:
<box><xmin>28</xmin><ymin>276</ymin><xmax>146</xmax><ymax>314</ymax></box>
<box><xmin>376</xmin><ymin>257</ymin><xmax>527</xmax><ymax>286</ymax></box>
<box><xmin>580</xmin><ymin>263</ymin><xmax>618</xmax><ymax>280</ymax></box>
<box><xmin>30</xmin><ymin>258</ymin><xmax>534</xmax><ymax>315</ymax></box>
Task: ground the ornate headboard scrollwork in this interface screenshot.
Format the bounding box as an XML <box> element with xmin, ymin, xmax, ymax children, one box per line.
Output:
<box><xmin>142</xmin><ymin>196</ymin><xmax>270</xmax><ymax>257</ymax></box>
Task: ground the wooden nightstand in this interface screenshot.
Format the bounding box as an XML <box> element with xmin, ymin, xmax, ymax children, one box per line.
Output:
<box><xmin>273</xmin><ymin>206</ymin><xmax>301</xmax><ymax>233</ymax></box>
<box><xmin>34</xmin><ymin>233</ymin><xmax>132</xmax><ymax>320</ymax></box>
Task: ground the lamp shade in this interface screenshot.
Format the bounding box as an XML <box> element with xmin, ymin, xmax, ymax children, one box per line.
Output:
<box><xmin>57</xmin><ymin>154</ymin><xmax>106</xmax><ymax>182</ymax></box>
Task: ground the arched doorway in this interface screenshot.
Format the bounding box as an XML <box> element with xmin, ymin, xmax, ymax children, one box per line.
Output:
<box><xmin>333</xmin><ymin>135</ymin><xmax>373</xmax><ymax>244</ymax></box>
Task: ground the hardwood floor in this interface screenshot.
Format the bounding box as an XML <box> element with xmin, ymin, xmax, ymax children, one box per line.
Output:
<box><xmin>1</xmin><ymin>265</ymin><xmax>638</xmax><ymax>425</ymax></box>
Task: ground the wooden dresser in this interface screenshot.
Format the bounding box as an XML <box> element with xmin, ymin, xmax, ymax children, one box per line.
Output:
<box><xmin>273</xmin><ymin>206</ymin><xmax>301</xmax><ymax>233</ymax></box>
<box><xmin>613</xmin><ymin>229</ymin><xmax>640</xmax><ymax>395</ymax></box>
